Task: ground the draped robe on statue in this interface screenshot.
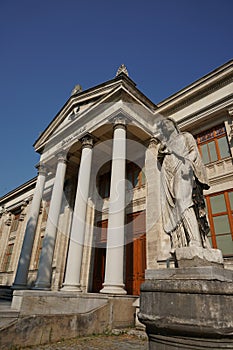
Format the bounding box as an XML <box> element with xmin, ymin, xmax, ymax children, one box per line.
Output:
<box><xmin>159</xmin><ymin>131</ymin><xmax>210</xmax><ymax>250</ymax></box>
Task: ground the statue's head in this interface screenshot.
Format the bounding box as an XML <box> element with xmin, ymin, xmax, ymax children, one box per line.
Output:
<box><xmin>158</xmin><ymin>118</ymin><xmax>180</xmax><ymax>141</ymax></box>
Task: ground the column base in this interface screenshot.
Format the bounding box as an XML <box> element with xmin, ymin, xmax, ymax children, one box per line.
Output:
<box><xmin>11</xmin><ymin>283</ymin><xmax>29</xmax><ymax>290</ymax></box>
<box><xmin>100</xmin><ymin>283</ymin><xmax>127</xmax><ymax>295</ymax></box>
<box><xmin>33</xmin><ymin>281</ymin><xmax>51</xmax><ymax>290</ymax></box>
<box><xmin>60</xmin><ymin>284</ymin><xmax>82</xmax><ymax>292</ymax></box>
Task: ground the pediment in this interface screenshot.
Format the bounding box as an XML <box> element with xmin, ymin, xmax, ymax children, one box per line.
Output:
<box><xmin>34</xmin><ymin>74</ymin><xmax>157</xmax><ymax>154</ymax></box>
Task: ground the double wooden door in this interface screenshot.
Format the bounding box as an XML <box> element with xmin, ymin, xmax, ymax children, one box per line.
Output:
<box><xmin>92</xmin><ymin>211</ymin><xmax>146</xmax><ymax>295</ymax></box>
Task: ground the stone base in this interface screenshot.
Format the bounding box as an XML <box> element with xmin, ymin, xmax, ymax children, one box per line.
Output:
<box><xmin>100</xmin><ymin>283</ymin><xmax>127</xmax><ymax>295</ymax></box>
<box><xmin>60</xmin><ymin>284</ymin><xmax>82</xmax><ymax>292</ymax></box>
<box><xmin>139</xmin><ymin>266</ymin><xmax>233</xmax><ymax>349</ymax></box>
<box><xmin>148</xmin><ymin>334</ymin><xmax>233</xmax><ymax>349</ymax></box>
<box><xmin>175</xmin><ymin>246</ymin><xmax>224</xmax><ymax>268</ymax></box>
<box><xmin>11</xmin><ymin>283</ymin><xmax>29</xmax><ymax>290</ymax></box>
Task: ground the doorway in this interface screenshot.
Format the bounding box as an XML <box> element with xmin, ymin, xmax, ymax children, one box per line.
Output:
<box><xmin>125</xmin><ymin>211</ymin><xmax>146</xmax><ymax>295</ymax></box>
<box><xmin>91</xmin><ymin>211</ymin><xmax>146</xmax><ymax>295</ymax></box>
<box><xmin>92</xmin><ymin>220</ymin><xmax>107</xmax><ymax>293</ymax></box>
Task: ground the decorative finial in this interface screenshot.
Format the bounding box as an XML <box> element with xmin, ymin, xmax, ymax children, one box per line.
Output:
<box><xmin>116</xmin><ymin>64</ymin><xmax>129</xmax><ymax>77</ymax></box>
<box><xmin>71</xmin><ymin>84</ymin><xmax>82</xmax><ymax>96</ymax></box>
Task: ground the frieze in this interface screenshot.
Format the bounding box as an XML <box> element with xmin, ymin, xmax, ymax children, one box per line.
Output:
<box><xmin>61</xmin><ymin>126</ymin><xmax>87</xmax><ymax>147</ymax></box>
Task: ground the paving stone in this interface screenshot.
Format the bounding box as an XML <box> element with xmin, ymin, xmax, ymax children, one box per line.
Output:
<box><xmin>21</xmin><ymin>333</ymin><xmax>148</xmax><ymax>350</ymax></box>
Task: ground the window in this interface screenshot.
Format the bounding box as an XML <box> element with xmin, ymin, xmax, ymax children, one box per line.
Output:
<box><xmin>10</xmin><ymin>213</ymin><xmax>20</xmax><ymax>233</ymax></box>
<box><xmin>33</xmin><ymin>200</ymin><xmax>50</xmax><ymax>268</ymax></box>
<box><xmin>126</xmin><ymin>163</ymin><xmax>145</xmax><ymax>190</ymax></box>
<box><xmin>196</xmin><ymin>124</ymin><xmax>230</xmax><ymax>164</ymax></box>
<box><xmin>41</xmin><ymin>200</ymin><xmax>50</xmax><ymax>224</ymax></box>
<box><xmin>98</xmin><ymin>163</ymin><xmax>145</xmax><ymax>198</ymax></box>
<box><xmin>2</xmin><ymin>243</ymin><xmax>14</xmax><ymax>271</ymax></box>
<box><xmin>34</xmin><ymin>234</ymin><xmax>45</xmax><ymax>268</ymax></box>
<box><xmin>205</xmin><ymin>191</ymin><xmax>233</xmax><ymax>256</ymax></box>
<box><xmin>98</xmin><ymin>172</ymin><xmax>111</xmax><ymax>199</ymax></box>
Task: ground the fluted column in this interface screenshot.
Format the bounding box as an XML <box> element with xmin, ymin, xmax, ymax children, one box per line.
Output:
<box><xmin>100</xmin><ymin>117</ymin><xmax>127</xmax><ymax>294</ymax></box>
<box><xmin>61</xmin><ymin>136</ymin><xmax>93</xmax><ymax>292</ymax></box>
<box><xmin>34</xmin><ymin>152</ymin><xmax>67</xmax><ymax>289</ymax></box>
<box><xmin>12</xmin><ymin>163</ymin><xmax>47</xmax><ymax>289</ymax></box>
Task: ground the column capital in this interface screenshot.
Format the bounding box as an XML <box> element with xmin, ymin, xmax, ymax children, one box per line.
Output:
<box><xmin>5</xmin><ymin>213</ymin><xmax>12</xmax><ymax>226</ymax></box>
<box><xmin>110</xmin><ymin>115</ymin><xmax>127</xmax><ymax>130</ymax></box>
<box><xmin>0</xmin><ymin>207</ymin><xmax>7</xmax><ymax>217</ymax></box>
<box><xmin>35</xmin><ymin>162</ymin><xmax>47</xmax><ymax>176</ymax></box>
<box><xmin>147</xmin><ymin>137</ymin><xmax>161</xmax><ymax>148</ymax></box>
<box><xmin>114</xmin><ymin>117</ymin><xmax>127</xmax><ymax>130</ymax></box>
<box><xmin>56</xmin><ymin>151</ymin><xmax>68</xmax><ymax>164</ymax></box>
<box><xmin>80</xmin><ymin>134</ymin><xmax>94</xmax><ymax>149</ymax></box>
<box><xmin>228</xmin><ymin>107</ymin><xmax>233</xmax><ymax>117</ymax></box>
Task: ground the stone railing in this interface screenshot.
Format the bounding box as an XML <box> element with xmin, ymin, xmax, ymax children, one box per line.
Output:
<box><xmin>206</xmin><ymin>157</ymin><xmax>233</xmax><ymax>181</ymax></box>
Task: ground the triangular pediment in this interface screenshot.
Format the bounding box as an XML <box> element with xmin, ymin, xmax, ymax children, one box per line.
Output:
<box><xmin>34</xmin><ymin>73</ymin><xmax>157</xmax><ymax>154</ymax></box>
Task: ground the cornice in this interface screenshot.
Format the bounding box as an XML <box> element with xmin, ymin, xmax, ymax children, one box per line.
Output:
<box><xmin>159</xmin><ymin>75</ymin><xmax>233</xmax><ymax>117</ymax></box>
<box><xmin>209</xmin><ymin>172</ymin><xmax>233</xmax><ymax>188</ymax></box>
<box><xmin>0</xmin><ymin>177</ymin><xmax>37</xmax><ymax>205</ymax></box>
<box><xmin>178</xmin><ymin>94</ymin><xmax>233</xmax><ymax>131</ymax></box>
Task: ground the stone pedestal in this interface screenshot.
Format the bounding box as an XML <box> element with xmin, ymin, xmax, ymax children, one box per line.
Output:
<box><xmin>139</xmin><ymin>266</ymin><xmax>233</xmax><ymax>349</ymax></box>
<box><xmin>175</xmin><ymin>246</ymin><xmax>224</xmax><ymax>268</ymax></box>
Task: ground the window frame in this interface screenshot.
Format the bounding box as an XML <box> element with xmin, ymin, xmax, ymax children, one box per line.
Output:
<box><xmin>2</xmin><ymin>243</ymin><xmax>14</xmax><ymax>271</ymax></box>
<box><xmin>126</xmin><ymin>162</ymin><xmax>145</xmax><ymax>190</ymax></box>
<box><xmin>10</xmin><ymin>213</ymin><xmax>20</xmax><ymax>233</ymax></box>
<box><xmin>196</xmin><ymin>124</ymin><xmax>230</xmax><ymax>164</ymax></box>
<box><xmin>205</xmin><ymin>190</ymin><xmax>233</xmax><ymax>257</ymax></box>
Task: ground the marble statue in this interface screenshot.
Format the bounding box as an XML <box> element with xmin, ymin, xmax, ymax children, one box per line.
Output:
<box><xmin>157</xmin><ymin>118</ymin><xmax>211</xmax><ymax>253</ymax></box>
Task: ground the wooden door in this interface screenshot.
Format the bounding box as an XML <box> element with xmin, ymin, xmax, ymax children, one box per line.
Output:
<box><xmin>92</xmin><ymin>220</ymin><xmax>107</xmax><ymax>292</ymax></box>
<box><xmin>92</xmin><ymin>247</ymin><xmax>106</xmax><ymax>292</ymax></box>
<box><xmin>92</xmin><ymin>213</ymin><xmax>146</xmax><ymax>295</ymax></box>
<box><xmin>125</xmin><ymin>211</ymin><xmax>146</xmax><ymax>295</ymax></box>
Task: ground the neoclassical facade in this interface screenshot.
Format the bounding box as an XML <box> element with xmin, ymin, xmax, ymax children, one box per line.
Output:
<box><xmin>1</xmin><ymin>61</ymin><xmax>233</xmax><ymax>295</ymax></box>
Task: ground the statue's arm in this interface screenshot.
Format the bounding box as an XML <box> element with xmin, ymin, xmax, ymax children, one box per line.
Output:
<box><xmin>157</xmin><ymin>142</ymin><xmax>171</xmax><ymax>165</ymax></box>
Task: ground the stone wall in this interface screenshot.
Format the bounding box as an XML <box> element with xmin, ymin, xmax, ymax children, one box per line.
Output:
<box><xmin>0</xmin><ymin>291</ymin><xmax>137</xmax><ymax>349</ymax></box>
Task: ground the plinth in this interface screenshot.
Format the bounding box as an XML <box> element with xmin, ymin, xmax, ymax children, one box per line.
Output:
<box><xmin>139</xmin><ymin>249</ymin><xmax>233</xmax><ymax>349</ymax></box>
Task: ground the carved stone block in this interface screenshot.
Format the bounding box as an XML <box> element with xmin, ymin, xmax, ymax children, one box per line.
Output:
<box><xmin>175</xmin><ymin>246</ymin><xmax>224</xmax><ymax>268</ymax></box>
<box><xmin>139</xmin><ymin>267</ymin><xmax>233</xmax><ymax>349</ymax></box>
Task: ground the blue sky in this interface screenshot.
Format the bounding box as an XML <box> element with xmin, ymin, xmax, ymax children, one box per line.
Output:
<box><xmin>0</xmin><ymin>0</ymin><xmax>233</xmax><ymax>196</ymax></box>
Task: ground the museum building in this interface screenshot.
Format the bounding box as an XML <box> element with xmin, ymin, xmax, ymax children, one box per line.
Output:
<box><xmin>0</xmin><ymin>61</ymin><xmax>233</xmax><ymax>296</ymax></box>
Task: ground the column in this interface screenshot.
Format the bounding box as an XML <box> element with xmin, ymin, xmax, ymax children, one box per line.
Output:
<box><xmin>61</xmin><ymin>136</ymin><xmax>93</xmax><ymax>291</ymax></box>
<box><xmin>100</xmin><ymin>117</ymin><xmax>127</xmax><ymax>294</ymax></box>
<box><xmin>12</xmin><ymin>163</ymin><xmax>47</xmax><ymax>289</ymax></box>
<box><xmin>34</xmin><ymin>152</ymin><xmax>67</xmax><ymax>289</ymax></box>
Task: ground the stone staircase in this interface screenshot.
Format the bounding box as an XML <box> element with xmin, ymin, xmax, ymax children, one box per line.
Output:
<box><xmin>0</xmin><ymin>300</ymin><xmax>19</xmax><ymax>332</ymax></box>
<box><xmin>0</xmin><ymin>287</ymin><xmax>19</xmax><ymax>335</ymax></box>
<box><xmin>0</xmin><ymin>287</ymin><xmax>13</xmax><ymax>301</ymax></box>
<box><xmin>0</xmin><ymin>291</ymin><xmax>138</xmax><ymax>349</ymax></box>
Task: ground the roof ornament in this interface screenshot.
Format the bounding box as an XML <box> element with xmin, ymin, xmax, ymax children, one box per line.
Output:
<box><xmin>71</xmin><ymin>84</ymin><xmax>83</xmax><ymax>96</ymax></box>
<box><xmin>116</xmin><ymin>64</ymin><xmax>129</xmax><ymax>77</ymax></box>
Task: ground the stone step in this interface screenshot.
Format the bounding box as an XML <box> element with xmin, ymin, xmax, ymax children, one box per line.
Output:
<box><xmin>0</xmin><ymin>310</ymin><xmax>19</xmax><ymax>330</ymax></box>
<box><xmin>0</xmin><ymin>287</ymin><xmax>13</xmax><ymax>301</ymax></box>
<box><xmin>0</xmin><ymin>310</ymin><xmax>19</xmax><ymax>318</ymax></box>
